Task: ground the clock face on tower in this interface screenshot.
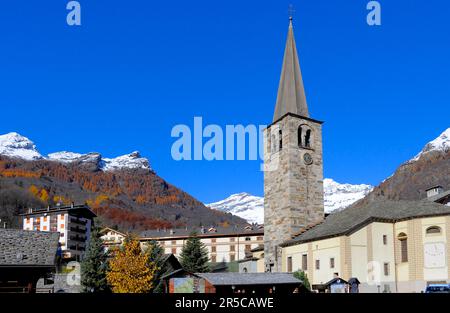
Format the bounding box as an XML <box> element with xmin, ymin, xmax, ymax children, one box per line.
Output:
<box><xmin>303</xmin><ymin>153</ymin><xmax>313</xmax><ymax>165</ymax></box>
<box><xmin>424</xmin><ymin>242</ymin><xmax>446</xmax><ymax>268</ymax></box>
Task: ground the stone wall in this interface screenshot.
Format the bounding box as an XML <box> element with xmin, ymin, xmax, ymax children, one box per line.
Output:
<box><xmin>264</xmin><ymin>115</ymin><xmax>324</xmax><ymax>272</ymax></box>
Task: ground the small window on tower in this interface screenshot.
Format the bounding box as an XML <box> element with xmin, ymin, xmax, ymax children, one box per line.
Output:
<box><xmin>298</xmin><ymin>126</ymin><xmax>303</xmax><ymax>147</ymax></box>
<box><xmin>279</xmin><ymin>130</ymin><xmax>283</xmax><ymax>151</ymax></box>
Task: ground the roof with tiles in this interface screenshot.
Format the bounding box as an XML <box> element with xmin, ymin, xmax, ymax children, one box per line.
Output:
<box><xmin>140</xmin><ymin>225</ymin><xmax>264</xmax><ymax>239</ymax></box>
<box><xmin>0</xmin><ymin>229</ymin><xmax>60</xmax><ymax>267</ymax></box>
<box><xmin>281</xmin><ymin>200</ymin><xmax>450</xmax><ymax>247</ymax></box>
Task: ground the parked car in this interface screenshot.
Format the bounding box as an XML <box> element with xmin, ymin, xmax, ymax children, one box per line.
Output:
<box><xmin>424</xmin><ymin>284</ymin><xmax>450</xmax><ymax>293</ymax></box>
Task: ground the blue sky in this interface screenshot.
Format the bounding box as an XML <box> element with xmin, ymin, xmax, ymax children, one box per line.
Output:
<box><xmin>0</xmin><ymin>1</ymin><xmax>449</xmax><ymax>203</ymax></box>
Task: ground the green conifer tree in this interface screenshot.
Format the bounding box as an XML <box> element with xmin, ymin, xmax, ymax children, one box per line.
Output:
<box><xmin>145</xmin><ymin>240</ymin><xmax>166</xmax><ymax>293</ymax></box>
<box><xmin>293</xmin><ymin>270</ymin><xmax>311</xmax><ymax>291</ymax></box>
<box><xmin>179</xmin><ymin>232</ymin><xmax>210</xmax><ymax>273</ymax></box>
<box><xmin>80</xmin><ymin>225</ymin><xmax>110</xmax><ymax>292</ymax></box>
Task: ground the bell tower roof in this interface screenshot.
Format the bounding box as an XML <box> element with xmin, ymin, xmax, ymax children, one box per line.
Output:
<box><xmin>272</xmin><ymin>19</ymin><xmax>309</xmax><ymax>122</ymax></box>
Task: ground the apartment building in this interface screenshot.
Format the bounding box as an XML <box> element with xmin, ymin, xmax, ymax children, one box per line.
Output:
<box><xmin>21</xmin><ymin>204</ymin><xmax>96</xmax><ymax>261</ymax></box>
<box><xmin>140</xmin><ymin>225</ymin><xmax>264</xmax><ymax>264</ymax></box>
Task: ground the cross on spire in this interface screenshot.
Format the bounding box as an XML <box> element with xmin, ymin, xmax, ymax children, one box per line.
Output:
<box><xmin>288</xmin><ymin>4</ymin><xmax>295</xmax><ymax>21</ymax></box>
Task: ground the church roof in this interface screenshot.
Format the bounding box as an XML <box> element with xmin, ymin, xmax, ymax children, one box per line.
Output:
<box><xmin>273</xmin><ymin>19</ymin><xmax>309</xmax><ymax>122</ymax></box>
<box><xmin>281</xmin><ymin>200</ymin><xmax>450</xmax><ymax>247</ymax></box>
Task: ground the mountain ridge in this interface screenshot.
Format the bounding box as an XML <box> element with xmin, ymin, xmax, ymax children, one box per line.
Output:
<box><xmin>0</xmin><ymin>132</ymin><xmax>151</xmax><ymax>172</ymax></box>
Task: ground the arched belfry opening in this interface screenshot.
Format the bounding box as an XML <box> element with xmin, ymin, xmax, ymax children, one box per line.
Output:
<box><xmin>305</xmin><ymin>129</ymin><xmax>311</xmax><ymax>148</ymax></box>
<box><xmin>298</xmin><ymin>125</ymin><xmax>312</xmax><ymax>149</ymax></box>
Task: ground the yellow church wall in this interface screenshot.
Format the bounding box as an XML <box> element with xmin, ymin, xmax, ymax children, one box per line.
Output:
<box><xmin>421</xmin><ymin>217</ymin><xmax>448</xmax><ymax>282</ymax></box>
<box><xmin>371</xmin><ymin>222</ymin><xmax>396</xmax><ymax>292</ymax></box>
<box><xmin>349</xmin><ymin>227</ymin><xmax>368</xmax><ymax>282</ymax></box>
<box><xmin>282</xmin><ymin>243</ymin><xmax>308</xmax><ymax>273</ymax></box>
<box><xmin>310</xmin><ymin>237</ymin><xmax>341</xmax><ymax>284</ymax></box>
<box><xmin>394</xmin><ymin>222</ymin><xmax>409</xmax><ymax>282</ymax></box>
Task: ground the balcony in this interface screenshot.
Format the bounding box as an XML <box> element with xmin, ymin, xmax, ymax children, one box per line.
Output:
<box><xmin>69</xmin><ymin>244</ymin><xmax>86</xmax><ymax>251</ymax></box>
<box><xmin>69</xmin><ymin>217</ymin><xmax>88</xmax><ymax>226</ymax></box>
<box><xmin>70</xmin><ymin>226</ymin><xmax>86</xmax><ymax>234</ymax></box>
<box><xmin>69</xmin><ymin>235</ymin><xmax>87</xmax><ymax>242</ymax></box>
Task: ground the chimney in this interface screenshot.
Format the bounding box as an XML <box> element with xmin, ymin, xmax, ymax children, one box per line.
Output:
<box><xmin>426</xmin><ymin>186</ymin><xmax>444</xmax><ymax>198</ymax></box>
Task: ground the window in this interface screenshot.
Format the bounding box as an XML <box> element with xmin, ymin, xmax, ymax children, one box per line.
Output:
<box><xmin>298</xmin><ymin>126</ymin><xmax>303</xmax><ymax>147</ymax></box>
<box><xmin>60</xmin><ymin>223</ymin><xmax>64</xmax><ymax>229</ymax></box>
<box><xmin>330</xmin><ymin>258</ymin><xmax>335</xmax><ymax>269</ymax></box>
<box><xmin>211</xmin><ymin>246</ymin><xmax>216</xmax><ymax>253</ymax></box>
<box><xmin>230</xmin><ymin>245</ymin><xmax>235</xmax><ymax>252</ymax></box>
<box><xmin>298</xmin><ymin>125</ymin><xmax>312</xmax><ymax>148</ymax></box>
<box><xmin>230</xmin><ymin>255</ymin><xmax>235</xmax><ymax>262</ymax></box>
<box><xmin>245</xmin><ymin>245</ymin><xmax>251</xmax><ymax>252</ymax></box>
<box><xmin>383</xmin><ymin>235</ymin><xmax>387</xmax><ymax>245</ymax></box>
<box><xmin>279</xmin><ymin>130</ymin><xmax>283</xmax><ymax>151</ymax></box>
<box><xmin>242</xmin><ymin>267</ymin><xmax>248</xmax><ymax>273</ymax></box>
<box><xmin>171</xmin><ymin>240</ymin><xmax>176</xmax><ymax>245</ymax></box>
<box><xmin>211</xmin><ymin>238</ymin><xmax>216</xmax><ymax>243</ymax></box>
<box><xmin>211</xmin><ymin>255</ymin><xmax>216</xmax><ymax>263</ymax></box>
<box><xmin>43</xmin><ymin>216</ymin><xmax>47</xmax><ymax>222</ymax></box>
<box><xmin>398</xmin><ymin>233</ymin><xmax>408</xmax><ymax>263</ymax></box>
<box><xmin>257</xmin><ymin>236</ymin><xmax>263</xmax><ymax>241</ymax></box>
<box><xmin>60</xmin><ymin>233</ymin><xmax>64</xmax><ymax>238</ymax></box>
<box><xmin>287</xmin><ymin>257</ymin><xmax>293</xmax><ymax>273</ymax></box>
<box><xmin>302</xmin><ymin>254</ymin><xmax>308</xmax><ymax>271</ymax></box>
<box><xmin>315</xmin><ymin>260</ymin><xmax>320</xmax><ymax>270</ymax></box>
<box><xmin>245</xmin><ymin>237</ymin><xmax>251</xmax><ymax>241</ymax></box>
<box><xmin>384</xmin><ymin>263</ymin><xmax>390</xmax><ymax>276</ymax></box>
<box><xmin>426</xmin><ymin>226</ymin><xmax>442</xmax><ymax>235</ymax></box>
<box><xmin>43</xmin><ymin>226</ymin><xmax>47</xmax><ymax>231</ymax></box>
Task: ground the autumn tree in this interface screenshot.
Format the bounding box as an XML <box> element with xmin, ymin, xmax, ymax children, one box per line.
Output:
<box><xmin>107</xmin><ymin>236</ymin><xmax>157</xmax><ymax>293</ymax></box>
<box><xmin>81</xmin><ymin>225</ymin><xmax>110</xmax><ymax>293</ymax></box>
<box><xmin>179</xmin><ymin>232</ymin><xmax>210</xmax><ymax>273</ymax></box>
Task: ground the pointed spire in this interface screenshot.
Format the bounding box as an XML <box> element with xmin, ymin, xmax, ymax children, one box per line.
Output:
<box><xmin>273</xmin><ymin>19</ymin><xmax>309</xmax><ymax>122</ymax></box>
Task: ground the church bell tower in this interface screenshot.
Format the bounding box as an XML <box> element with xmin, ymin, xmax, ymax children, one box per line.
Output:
<box><xmin>264</xmin><ymin>18</ymin><xmax>324</xmax><ymax>272</ymax></box>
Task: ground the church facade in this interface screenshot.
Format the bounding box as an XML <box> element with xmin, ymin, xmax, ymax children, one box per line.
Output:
<box><xmin>260</xmin><ymin>19</ymin><xmax>450</xmax><ymax>293</ymax></box>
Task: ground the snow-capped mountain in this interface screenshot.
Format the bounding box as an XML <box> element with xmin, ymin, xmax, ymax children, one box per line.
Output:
<box><xmin>48</xmin><ymin>151</ymin><xmax>83</xmax><ymax>162</ymax></box>
<box><xmin>408</xmin><ymin>128</ymin><xmax>450</xmax><ymax>163</ymax></box>
<box><xmin>207</xmin><ymin>193</ymin><xmax>264</xmax><ymax>224</ymax></box>
<box><xmin>0</xmin><ymin>132</ymin><xmax>43</xmax><ymax>161</ymax></box>
<box><xmin>101</xmin><ymin>151</ymin><xmax>150</xmax><ymax>171</ymax></box>
<box><xmin>0</xmin><ymin>132</ymin><xmax>151</xmax><ymax>171</ymax></box>
<box><xmin>207</xmin><ymin>179</ymin><xmax>373</xmax><ymax>224</ymax></box>
<box><xmin>323</xmin><ymin>178</ymin><xmax>373</xmax><ymax>212</ymax></box>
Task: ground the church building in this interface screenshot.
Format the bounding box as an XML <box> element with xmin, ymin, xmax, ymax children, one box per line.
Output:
<box><xmin>259</xmin><ymin>18</ymin><xmax>450</xmax><ymax>293</ymax></box>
